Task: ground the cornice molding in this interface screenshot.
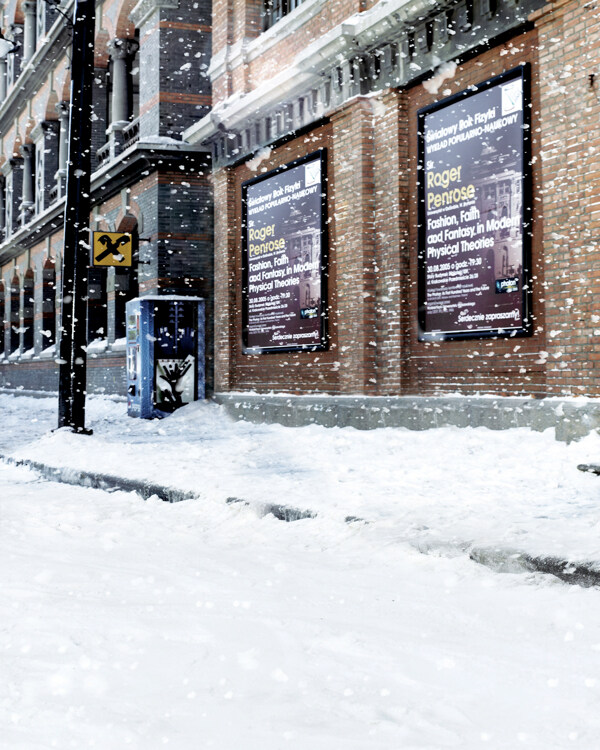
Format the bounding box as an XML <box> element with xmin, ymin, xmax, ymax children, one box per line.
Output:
<box><xmin>185</xmin><ymin>0</ymin><xmax>547</xmax><ymax>168</ymax></box>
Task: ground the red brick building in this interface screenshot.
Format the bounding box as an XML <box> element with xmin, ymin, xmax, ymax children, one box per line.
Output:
<box><xmin>183</xmin><ymin>0</ymin><xmax>600</xmax><ymax>437</ymax></box>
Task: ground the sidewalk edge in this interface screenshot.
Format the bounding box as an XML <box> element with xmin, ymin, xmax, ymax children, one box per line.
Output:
<box><xmin>2</xmin><ymin>453</ymin><xmax>598</xmax><ymax>587</ymax></box>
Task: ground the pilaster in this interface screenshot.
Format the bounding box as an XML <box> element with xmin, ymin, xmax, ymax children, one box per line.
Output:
<box><xmin>213</xmin><ymin>167</ymin><xmax>236</xmax><ymax>391</ymax></box>
<box><xmin>331</xmin><ymin>98</ymin><xmax>377</xmax><ymax>395</ymax></box>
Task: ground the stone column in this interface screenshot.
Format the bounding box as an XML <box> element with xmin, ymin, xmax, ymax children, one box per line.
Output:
<box><xmin>22</xmin><ymin>1</ymin><xmax>37</xmax><ymax>63</ymax></box>
<box><xmin>0</xmin><ymin>57</ymin><xmax>7</xmax><ymax>101</ymax></box>
<box><xmin>108</xmin><ymin>38</ymin><xmax>137</xmax><ymax>124</ymax></box>
<box><xmin>109</xmin><ymin>37</ymin><xmax>138</xmax><ymax>127</ymax></box>
<box><xmin>20</xmin><ymin>143</ymin><xmax>35</xmax><ymax>225</ymax></box>
<box><xmin>106</xmin><ymin>38</ymin><xmax>138</xmax><ymax>159</ymax></box>
<box><xmin>0</xmin><ymin>176</ymin><xmax>5</xmax><ymax>239</ymax></box>
<box><xmin>55</xmin><ymin>101</ymin><xmax>69</xmax><ymax>197</ymax></box>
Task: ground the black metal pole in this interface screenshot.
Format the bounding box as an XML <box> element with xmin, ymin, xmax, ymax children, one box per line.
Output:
<box><xmin>57</xmin><ymin>0</ymin><xmax>95</xmax><ymax>431</ymax></box>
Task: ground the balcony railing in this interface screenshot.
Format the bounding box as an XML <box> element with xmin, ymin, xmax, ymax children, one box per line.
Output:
<box><xmin>97</xmin><ymin>140</ymin><xmax>111</xmax><ymax>167</ymax></box>
<box><xmin>122</xmin><ymin>116</ymin><xmax>140</xmax><ymax>150</ymax></box>
<box><xmin>96</xmin><ymin>116</ymin><xmax>140</xmax><ymax>167</ymax></box>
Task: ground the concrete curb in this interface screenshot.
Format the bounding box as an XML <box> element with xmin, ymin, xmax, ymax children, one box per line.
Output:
<box><xmin>0</xmin><ymin>454</ymin><xmax>196</xmax><ymax>503</ymax></box>
<box><xmin>468</xmin><ymin>547</ymin><xmax>600</xmax><ymax>588</ymax></box>
<box><xmin>2</xmin><ymin>453</ymin><xmax>598</xmax><ymax>588</ymax></box>
<box><xmin>577</xmin><ymin>463</ymin><xmax>600</xmax><ymax>475</ymax></box>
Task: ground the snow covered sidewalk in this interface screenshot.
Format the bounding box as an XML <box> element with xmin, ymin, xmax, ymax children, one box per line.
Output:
<box><xmin>2</xmin><ymin>391</ymin><xmax>600</xmax><ymax>749</ymax></box>
<box><xmin>2</xmin><ymin>391</ymin><xmax>600</xmax><ymax>577</ymax></box>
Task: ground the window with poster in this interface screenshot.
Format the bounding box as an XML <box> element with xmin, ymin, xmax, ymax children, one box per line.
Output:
<box><xmin>417</xmin><ymin>65</ymin><xmax>532</xmax><ymax>341</ymax></box>
<box><xmin>241</xmin><ymin>150</ymin><xmax>328</xmax><ymax>354</ymax></box>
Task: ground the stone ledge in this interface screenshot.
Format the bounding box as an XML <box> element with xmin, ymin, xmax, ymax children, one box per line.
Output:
<box><xmin>214</xmin><ymin>392</ymin><xmax>600</xmax><ymax>443</ymax></box>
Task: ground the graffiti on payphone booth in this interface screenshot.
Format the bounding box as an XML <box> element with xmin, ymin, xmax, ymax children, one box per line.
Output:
<box><xmin>154</xmin><ymin>302</ymin><xmax>196</xmax><ymax>411</ymax></box>
<box><xmin>155</xmin><ymin>356</ymin><xmax>195</xmax><ymax>408</ymax></box>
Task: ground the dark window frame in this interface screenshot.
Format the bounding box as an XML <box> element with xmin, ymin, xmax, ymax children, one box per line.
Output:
<box><xmin>262</xmin><ymin>0</ymin><xmax>305</xmax><ymax>31</ymax></box>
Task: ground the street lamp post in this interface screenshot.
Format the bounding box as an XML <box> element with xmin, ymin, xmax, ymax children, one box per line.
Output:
<box><xmin>57</xmin><ymin>0</ymin><xmax>95</xmax><ymax>432</ymax></box>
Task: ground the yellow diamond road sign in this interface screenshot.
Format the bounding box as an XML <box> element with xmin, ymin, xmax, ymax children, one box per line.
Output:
<box><xmin>92</xmin><ymin>232</ymin><xmax>133</xmax><ymax>267</ymax></box>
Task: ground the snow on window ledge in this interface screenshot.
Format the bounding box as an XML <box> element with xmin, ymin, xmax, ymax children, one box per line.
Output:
<box><xmin>86</xmin><ymin>338</ymin><xmax>109</xmax><ymax>356</ymax></box>
<box><xmin>39</xmin><ymin>344</ymin><xmax>56</xmax><ymax>359</ymax></box>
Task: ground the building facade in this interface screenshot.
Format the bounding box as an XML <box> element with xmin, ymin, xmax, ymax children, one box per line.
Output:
<box><xmin>180</xmin><ymin>0</ymin><xmax>600</xmax><ymax>436</ymax></box>
<box><xmin>0</xmin><ymin>0</ymin><xmax>213</xmax><ymax>394</ymax></box>
<box><xmin>3</xmin><ymin>0</ymin><xmax>600</xmax><ymax>438</ymax></box>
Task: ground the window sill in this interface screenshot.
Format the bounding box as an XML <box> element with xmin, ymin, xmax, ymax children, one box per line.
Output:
<box><xmin>209</xmin><ymin>0</ymin><xmax>324</xmax><ymax>83</ymax></box>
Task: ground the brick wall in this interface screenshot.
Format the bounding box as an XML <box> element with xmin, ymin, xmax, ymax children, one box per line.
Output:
<box><xmin>331</xmin><ymin>99</ymin><xmax>377</xmax><ymax>395</ymax></box>
<box><xmin>138</xmin><ymin>0</ymin><xmax>212</xmax><ymax>139</ymax></box>
<box><xmin>215</xmin><ymin>122</ymin><xmax>345</xmax><ymax>394</ymax></box>
<box><xmin>0</xmin><ymin>352</ymin><xmax>126</xmax><ymax>395</ymax></box>
<box><xmin>533</xmin><ymin>0</ymin><xmax>600</xmax><ymax>397</ymax></box>
<box><xmin>213</xmin><ymin>167</ymin><xmax>237</xmax><ymax>391</ymax></box>
<box><xmin>213</xmin><ymin>26</ymin><xmax>560</xmax><ymax>399</ymax></box>
<box><xmin>211</xmin><ymin>0</ymin><xmax>364</xmax><ymax>106</ymax></box>
<box><xmin>373</xmin><ymin>89</ymin><xmax>406</xmax><ymax>395</ymax></box>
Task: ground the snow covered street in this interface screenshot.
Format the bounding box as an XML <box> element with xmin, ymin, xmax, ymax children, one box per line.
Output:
<box><xmin>1</xmin><ymin>393</ymin><xmax>600</xmax><ymax>748</ymax></box>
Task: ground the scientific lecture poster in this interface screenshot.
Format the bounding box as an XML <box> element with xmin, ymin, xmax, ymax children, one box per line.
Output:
<box><xmin>418</xmin><ymin>67</ymin><xmax>531</xmax><ymax>339</ymax></box>
<box><xmin>242</xmin><ymin>151</ymin><xmax>327</xmax><ymax>352</ymax></box>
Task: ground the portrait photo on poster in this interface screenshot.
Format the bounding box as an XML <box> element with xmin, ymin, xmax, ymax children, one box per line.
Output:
<box><xmin>241</xmin><ymin>150</ymin><xmax>328</xmax><ymax>354</ymax></box>
<box><xmin>417</xmin><ymin>65</ymin><xmax>532</xmax><ymax>341</ymax></box>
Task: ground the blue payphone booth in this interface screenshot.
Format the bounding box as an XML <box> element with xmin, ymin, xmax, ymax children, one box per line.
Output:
<box><xmin>126</xmin><ymin>295</ymin><xmax>205</xmax><ymax>418</ymax></box>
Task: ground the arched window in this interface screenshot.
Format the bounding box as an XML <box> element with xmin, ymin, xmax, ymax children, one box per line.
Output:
<box><xmin>36</xmin><ymin>0</ymin><xmax>55</xmax><ymax>45</ymax></box>
<box><xmin>9</xmin><ymin>273</ymin><xmax>19</xmax><ymax>354</ymax></box>
<box><xmin>129</xmin><ymin>30</ymin><xmax>140</xmax><ymax>123</ymax></box>
<box><xmin>263</xmin><ymin>0</ymin><xmax>305</xmax><ymax>30</ymax></box>
<box><xmin>22</xmin><ymin>269</ymin><xmax>34</xmax><ymax>353</ymax></box>
<box><xmin>42</xmin><ymin>257</ymin><xmax>55</xmax><ymax>349</ymax></box>
<box><xmin>6</xmin><ymin>23</ymin><xmax>23</xmax><ymax>90</ymax></box>
<box><xmin>0</xmin><ymin>281</ymin><xmax>4</xmax><ymax>357</ymax></box>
